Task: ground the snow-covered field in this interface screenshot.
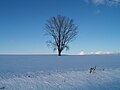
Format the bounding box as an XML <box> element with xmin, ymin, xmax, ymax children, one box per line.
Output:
<box><xmin>0</xmin><ymin>55</ymin><xmax>120</xmax><ymax>90</ymax></box>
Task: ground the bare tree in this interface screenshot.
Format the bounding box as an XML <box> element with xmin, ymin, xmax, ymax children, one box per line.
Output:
<box><xmin>45</xmin><ymin>15</ymin><xmax>78</xmax><ymax>56</ymax></box>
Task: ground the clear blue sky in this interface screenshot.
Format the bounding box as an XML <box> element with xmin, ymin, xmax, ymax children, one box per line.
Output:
<box><xmin>0</xmin><ymin>0</ymin><xmax>120</xmax><ymax>54</ymax></box>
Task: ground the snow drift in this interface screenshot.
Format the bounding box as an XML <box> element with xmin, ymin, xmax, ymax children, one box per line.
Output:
<box><xmin>0</xmin><ymin>55</ymin><xmax>120</xmax><ymax>90</ymax></box>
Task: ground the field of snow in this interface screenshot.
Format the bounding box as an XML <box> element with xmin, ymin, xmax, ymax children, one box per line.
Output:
<box><xmin>0</xmin><ymin>55</ymin><xmax>120</xmax><ymax>90</ymax></box>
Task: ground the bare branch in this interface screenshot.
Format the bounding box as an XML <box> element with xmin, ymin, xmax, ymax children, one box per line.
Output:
<box><xmin>45</xmin><ymin>15</ymin><xmax>78</xmax><ymax>56</ymax></box>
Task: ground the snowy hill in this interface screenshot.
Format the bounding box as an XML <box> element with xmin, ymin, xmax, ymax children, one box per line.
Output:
<box><xmin>0</xmin><ymin>55</ymin><xmax>120</xmax><ymax>90</ymax></box>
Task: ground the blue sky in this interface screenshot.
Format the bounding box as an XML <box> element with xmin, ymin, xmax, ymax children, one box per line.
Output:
<box><xmin>0</xmin><ymin>0</ymin><xmax>120</xmax><ymax>55</ymax></box>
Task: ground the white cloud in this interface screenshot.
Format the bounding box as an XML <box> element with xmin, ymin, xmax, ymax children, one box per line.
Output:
<box><xmin>79</xmin><ymin>51</ymin><xmax>118</xmax><ymax>55</ymax></box>
<box><xmin>84</xmin><ymin>0</ymin><xmax>120</xmax><ymax>6</ymax></box>
<box><xmin>92</xmin><ymin>0</ymin><xmax>105</xmax><ymax>5</ymax></box>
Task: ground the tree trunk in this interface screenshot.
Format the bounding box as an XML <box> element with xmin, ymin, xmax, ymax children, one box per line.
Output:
<box><xmin>58</xmin><ymin>50</ymin><xmax>61</xmax><ymax>56</ymax></box>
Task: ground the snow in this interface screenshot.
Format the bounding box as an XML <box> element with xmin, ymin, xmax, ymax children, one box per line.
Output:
<box><xmin>0</xmin><ymin>55</ymin><xmax>120</xmax><ymax>90</ymax></box>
